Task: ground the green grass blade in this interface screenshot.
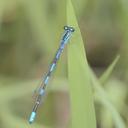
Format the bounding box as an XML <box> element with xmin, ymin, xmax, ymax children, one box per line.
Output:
<box><xmin>99</xmin><ymin>55</ymin><xmax>120</xmax><ymax>85</ymax></box>
<box><xmin>90</xmin><ymin>70</ymin><xmax>126</xmax><ymax>128</ymax></box>
<box><xmin>67</xmin><ymin>0</ymin><xmax>96</xmax><ymax>128</ymax></box>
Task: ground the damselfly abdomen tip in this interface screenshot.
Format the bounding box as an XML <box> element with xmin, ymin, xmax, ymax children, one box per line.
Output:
<box><xmin>29</xmin><ymin>111</ymin><xmax>36</xmax><ymax>124</ymax></box>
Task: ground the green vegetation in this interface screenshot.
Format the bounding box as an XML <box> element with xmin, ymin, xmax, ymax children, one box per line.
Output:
<box><xmin>0</xmin><ymin>0</ymin><xmax>128</xmax><ymax>128</ymax></box>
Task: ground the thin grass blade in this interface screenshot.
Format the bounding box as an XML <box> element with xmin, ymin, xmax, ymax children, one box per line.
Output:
<box><xmin>99</xmin><ymin>55</ymin><xmax>120</xmax><ymax>85</ymax></box>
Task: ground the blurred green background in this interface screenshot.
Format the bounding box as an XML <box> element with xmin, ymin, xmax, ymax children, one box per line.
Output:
<box><xmin>0</xmin><ymin>0</ymin><xmax>128</xmax><ymax>128</ymax></box>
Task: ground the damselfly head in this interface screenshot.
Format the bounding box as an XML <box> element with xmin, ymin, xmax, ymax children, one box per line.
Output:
<box><xmin>64</xmin><ymin>26</ymin><xmax>75</xmax><ymax>32</ymax></box>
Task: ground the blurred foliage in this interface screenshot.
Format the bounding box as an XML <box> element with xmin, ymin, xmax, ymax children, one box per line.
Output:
<box><xmin>0</xmin><ymin>0</ymin><xmax>128</xmax><ymax>128</ymax></box>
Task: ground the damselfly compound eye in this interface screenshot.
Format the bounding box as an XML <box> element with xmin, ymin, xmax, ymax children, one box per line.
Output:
<box><xmin>69</xmin><ymin>27</ymin><xmax>75</xmax><ymax>32</ymax></box>
<box><xmin>64</xmin><ymin>26</ymin><xmax>68</xmax><ymax>30</ymax></box>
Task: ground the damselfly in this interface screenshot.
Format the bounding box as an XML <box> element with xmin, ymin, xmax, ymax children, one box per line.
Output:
<box><xmin>28</xmin><ymin>26</ymin><xmax>75</xmax><ymax>124</ymax></box>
